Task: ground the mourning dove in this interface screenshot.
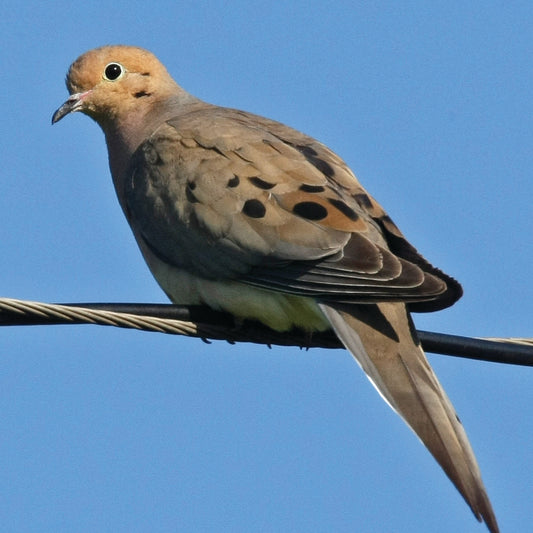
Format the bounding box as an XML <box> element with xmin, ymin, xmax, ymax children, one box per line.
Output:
<box><xmin>52</xmin><ymin>45</ymin><xmax>498</xmax><ymax>532</ymax></box>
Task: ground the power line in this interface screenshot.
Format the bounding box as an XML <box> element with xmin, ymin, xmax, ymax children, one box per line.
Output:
<box><xmin>0</xmin><ymin>298</ymin><xmax>531</xmax><ymax>366</ymax></box>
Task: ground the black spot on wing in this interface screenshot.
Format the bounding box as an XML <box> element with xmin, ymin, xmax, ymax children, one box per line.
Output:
<box><xmin>227</xmin><ymin>175</ymin><xmax>240</xmax><ymax>188</ymax></box>
<box><xmin>309</xmin><ymin>157</ymin><xmax>335</xmax><ymax>178</ymax></box>
<box><xmin>380</xmin><ymin>215</ymin><xmax>397</xmax><ymax>227</ymax></box>
<box><xmin>299</xmin><ymin>184</ymin><xmax>326</xmax><ymax>193</ymax></box>
<box><xmin>249</xmin><ymin>176</ymin><xmax>276</xmax><ymax>190</ymax></box>
<box><xmin>294</xmin><ymin>144</ymin><xmax>335</xmax><ymax>178</ymax></box>
<box><xmin>295</xmin><ymin>145</ymin><xmax>318</xmax><ymax>157</ymax></box>
<box><xmin>328</xmin><ymin>198</ymin><xmax>359</xmax><ymax>221</ymax></box>
<box><xmin>354</xmin><ymin>193</ymin><xmax>373</xmax><ymax>209</ymax></box>
<box><xmin>186</xmin><ymin>182</ymin><xmax>199</xmax><ymax>203</ymax></box>
<box><xmin>293</xmin><ymin>201</ymin><xmax>328</xmax><ymax>221</ymax></box>
<box><xmin>242</xmin><ymin>199</ymin><xmax>266</xmax><ymax>218</ymax></box>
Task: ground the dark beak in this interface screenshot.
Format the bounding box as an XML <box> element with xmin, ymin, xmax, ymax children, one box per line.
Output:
<box><xmin>51</xmin><ymin>92</ymin><xmax>89</xmax><ymax>124</ymax></box>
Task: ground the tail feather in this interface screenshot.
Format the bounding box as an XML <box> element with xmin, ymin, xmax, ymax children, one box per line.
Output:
<box><xmin>319</xmin><ymin>301</ymin><xmax>499</xmax><ymax>533</ymax></box>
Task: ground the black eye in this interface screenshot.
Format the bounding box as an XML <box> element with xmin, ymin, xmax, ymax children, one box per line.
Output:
<box><xmin>104</xmin><ymin>63</ymin><xmax>124</xmax><ymax>81</ymax></box>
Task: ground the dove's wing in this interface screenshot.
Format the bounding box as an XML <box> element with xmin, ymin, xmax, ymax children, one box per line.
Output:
<box><xmin>125</xmin><ymin>107</ymin><xmax>461</xmax><ymax>309</ymax></box>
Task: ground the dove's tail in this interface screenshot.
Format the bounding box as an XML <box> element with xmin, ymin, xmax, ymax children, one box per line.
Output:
<box><xmin>319</xmin><ymin>301</ymin><xmax>499</xmax><ymax>533</ymax></box>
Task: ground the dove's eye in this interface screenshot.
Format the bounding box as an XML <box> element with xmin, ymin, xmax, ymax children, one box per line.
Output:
<box><xmin>103</xmin><ymin>63</ymin><xmax>124</xmax><ymax>81</ymax></box>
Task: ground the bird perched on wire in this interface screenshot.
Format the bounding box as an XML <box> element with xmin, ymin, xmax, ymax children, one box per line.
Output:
<box><xmin>52</xmin><ymin>45</ymin><xmax>498</xmax><ymax>532</ymax></box>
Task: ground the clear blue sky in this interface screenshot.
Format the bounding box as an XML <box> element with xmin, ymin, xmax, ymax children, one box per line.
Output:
<box><xmin>1</xmin><ymin>2</ymin><xmax>532</xmax><ymax>532</ymax></box>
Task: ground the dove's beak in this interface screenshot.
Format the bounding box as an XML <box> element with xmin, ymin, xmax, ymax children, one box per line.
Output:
<box><xmin>52</xmin><ymin>91</ymin><xmax>91</xmax><ymax>124</ymax></box>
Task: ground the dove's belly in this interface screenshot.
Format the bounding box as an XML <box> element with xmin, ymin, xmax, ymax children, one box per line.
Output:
<box><xmin>147</xmin><ymin>253</ymin><xmax>329</xmax><ymax>332</ymax></box>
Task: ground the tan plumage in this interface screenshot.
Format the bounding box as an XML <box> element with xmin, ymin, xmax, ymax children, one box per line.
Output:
<box><xmin>52</xmin><ymin>45</ymin><xmax>498</xmax><ymax>532</ymax></box>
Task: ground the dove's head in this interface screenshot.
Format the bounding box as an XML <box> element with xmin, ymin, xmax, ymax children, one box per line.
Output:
<box><xmin>52</xmin><ymin>45</ymin><xmax>184</xmax><ymax>129</ymax></box>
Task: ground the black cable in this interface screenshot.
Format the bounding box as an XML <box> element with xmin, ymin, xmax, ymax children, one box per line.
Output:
<box><xmin>1</xmin><ymin>301</ymin><xmax>531</xmax><ymax>366</ymax></box>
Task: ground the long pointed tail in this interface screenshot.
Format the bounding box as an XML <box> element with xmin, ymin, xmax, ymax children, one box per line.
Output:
<box><xmin>320</xmin><ymin>301</ymin><xmax>498</xmax><ymax>533</ymax></box>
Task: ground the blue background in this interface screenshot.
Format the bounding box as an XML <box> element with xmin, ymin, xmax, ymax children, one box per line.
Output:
<box><xmin>1</xmin><ymin>2</ymin><xmax>531</xmax><ymax>532</ymax></box>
